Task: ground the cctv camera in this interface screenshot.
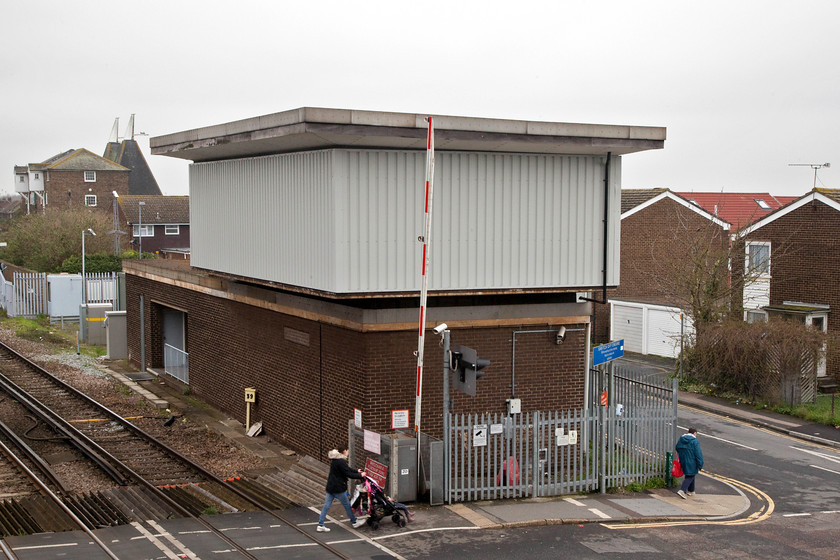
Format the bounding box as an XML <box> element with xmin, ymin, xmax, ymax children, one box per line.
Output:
<box><xmin>555</xmin><ymin>326</ymin><xmax>566</xmax><ymax>345</ymax></box>
<box><xmin>433</xmin><ymin>323</ymin><xmax>448</xmax><ymax>335</ymax></box>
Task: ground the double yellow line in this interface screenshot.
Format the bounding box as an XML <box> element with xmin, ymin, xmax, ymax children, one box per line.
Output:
<box><xmin>606</xmin><ymin>471</ymin><xmax>774</xmax><ymax>529</ymax></box>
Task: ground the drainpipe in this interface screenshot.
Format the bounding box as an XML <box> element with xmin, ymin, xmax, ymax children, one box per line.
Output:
<box><xmin>139</xmin><ymin>295</ymin><xmax>145</xmax><ymax>373</ymax></box>
<box><xmin>581</xmin><ymin>152</ymin><xmax>612</xmax><ymax>305</ymax></box>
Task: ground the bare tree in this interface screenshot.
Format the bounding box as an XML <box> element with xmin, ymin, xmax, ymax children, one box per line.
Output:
<box><xmin>631</xmin><ymin>201</ymin><xmax>795</xmax><ymax>335</ymax></box>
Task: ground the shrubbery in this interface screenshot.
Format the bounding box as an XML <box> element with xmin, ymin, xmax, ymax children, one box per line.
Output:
<box><xmin>680</xmin><ymin>318</ymin><xmax>837</xmax><ymax>406</ymax></box>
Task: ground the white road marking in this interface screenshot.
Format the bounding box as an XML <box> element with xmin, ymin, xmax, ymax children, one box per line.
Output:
<box><xmin>564</xmin><ymin>498</ymin><xmax>586</xmax><ymax>507</ymax></box>
<box><xmin>307</xmin><ymin>505</ymin><xmax>408</xmax><ymax>560</ymax></box>
<box><xmin>810</xmin><ymin>464</ymin><xmax>840</xmax><ymax>475</ymax></box>
<box><xmin>791</xmin><ymin>446</ymin><xmax>840</xmax><ymax>464</ymax></box>
<box><xmin>782</xmin><ymin>513</ymin><xmax>811</xmax><ymax>517</ymax></box>
<box><xmin>14</xmin><ymin>543</ymin><xmax>78</xmax><ymax>551</ymax></box>
<box><xmin>130</xmin><ymin>521</ymin><xmax>182</xmax><ymax>560</ymax></box>
<box><xmin>146</xmin><ymin>520</ymin><xmax>199</xmax><ymax>559</ymax></box>
<box><xmin>678</xmin><ymin>425</ymin><xmax>757</xmax><ymax>450</ymax></box>
<box><xmin>589</xmin><ymin>508</ymin><xmax>611</xmax><ymax>519</ymax></box>
<box><xmin>370</xmin><ymin>526</ymin><xmax>481</xmax><ymax>540</ymax></box>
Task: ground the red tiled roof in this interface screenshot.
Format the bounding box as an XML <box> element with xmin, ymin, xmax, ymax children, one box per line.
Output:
<box><xmin>673</xmin><ymin>192</ymin><xmax>797</xmax><ymax>230</ymax></box>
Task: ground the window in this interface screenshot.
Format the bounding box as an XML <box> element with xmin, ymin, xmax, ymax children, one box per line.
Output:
<box><xmin>164</xmin><ymin>225</ymin><xmax>180</xmax><ymax>235</ymax></box>
<box><xmin>18</xmin><ymin>176</ymin><xmax>24</xmax><ymax>183</ymax></box>
<box><xmin>34</xmin><ymin>173</ymin><xmax>39</xmax><ymax>180</ymax></box>
<box><xmin>746</xmin><ymin>311</ymin><xmax>767</xmax><ymax>323</ymax></box>
<box><xmin>747</xmin><ymin>242</ymin><xmax>770</xmax><ymax>275</ymax></box>
<box><xmin>84</xmin><ymin>171</ymin><xmax>96</xmax><ymax>182</ymax></box>
<box><xmin>755</xmin><ymin>199</ymin><xmax>772</xmax><ymax>210</ymax></box>
<box><xmin>84</xmin><ymin>194</ymin><xmax>97</xmax><ymax>207</ymax></box>
<box><xmin>133</xmin><ymin>224</ymin><xmax>154</xmax><ymax>237</ymax></box>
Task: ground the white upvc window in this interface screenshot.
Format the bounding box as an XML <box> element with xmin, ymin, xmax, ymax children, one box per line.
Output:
<box><xmin>133</xmin><ymin>224</ymin><xmax>154</xmax><ymax>237</ymax></box>
<box><xmin>164</xmin><ymin>225</ymin><xmax>180</xmax><ymax>235</ymax></box>
<box><xmin>84</xmin><ymin>171</ymin><xmax>96</xmax><ymax>182</ymax></box>
<box><xmin>84</xmin><ymin>194</ymin><xmax>97</xmax><ymax>207</ymax></box>
<box><xmin>747</xmin><ymin>241</ymin><xmax>770</xmax><ymax>276</ymax></box>
<box><xmin>746</xmin><ymin>310</ymin><xmax>767</xmax><ymax>323</ymax></box>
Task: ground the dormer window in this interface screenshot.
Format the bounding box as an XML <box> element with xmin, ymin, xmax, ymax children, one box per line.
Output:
<box><xmin>84</xmin><ymin>171</ymin><xmax>96</xmax><ymax>182</ymax></box>
<box><xmin>755</xmin><ymin>199</ymin><xmax>771</xmax><ymax>210</ymax></box>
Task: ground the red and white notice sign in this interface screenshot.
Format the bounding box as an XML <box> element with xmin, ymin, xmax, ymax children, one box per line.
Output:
<box><xmin>364</xmin><ymin>458</ymin><xmax>388</xmax><ymax>489</ymax></box>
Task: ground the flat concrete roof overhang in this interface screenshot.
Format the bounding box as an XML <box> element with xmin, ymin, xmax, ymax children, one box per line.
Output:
<box><xmin>151</xmin><ymin>107</ymin><xmax>666</xmax><ymax>161</ymax></box>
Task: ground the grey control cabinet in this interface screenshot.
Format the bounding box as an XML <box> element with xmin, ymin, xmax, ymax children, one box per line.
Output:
<box><xmin>390</xmin><ymin>435</ymin><xmax>417</xmax><ymax>503</ymax></box>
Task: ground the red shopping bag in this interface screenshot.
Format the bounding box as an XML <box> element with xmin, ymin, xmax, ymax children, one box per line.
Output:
<box><xmin>671</xmin><ymin>459</ymin><xmax>683</xmax><ymax>478</ymax></box>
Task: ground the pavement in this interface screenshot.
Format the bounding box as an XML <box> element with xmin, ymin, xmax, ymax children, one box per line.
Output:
<box><xmin>96</xmin><ymin>357</ymin><xmax>840</xmax><ymax>532</ymax></box>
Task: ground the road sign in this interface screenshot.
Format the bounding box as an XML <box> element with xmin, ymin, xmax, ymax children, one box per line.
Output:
<box><xmin>593</xmin><ymin>339</ymin><xmax>624</xmax><ymax>366</ymax></box>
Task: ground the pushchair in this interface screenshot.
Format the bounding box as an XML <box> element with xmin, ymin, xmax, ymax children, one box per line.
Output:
<box><xmin>350</xmin><ymin>475</ymin><xmax>413</xmax><ymax>529</ymax></box>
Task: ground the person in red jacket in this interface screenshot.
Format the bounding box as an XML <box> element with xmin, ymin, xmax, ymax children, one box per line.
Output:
<box><xmin>317</xmin><ymin>446</ymin><xmax>367</xmax><ymax>532</ymax></box>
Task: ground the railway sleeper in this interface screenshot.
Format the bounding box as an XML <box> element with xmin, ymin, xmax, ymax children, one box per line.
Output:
<box><xmin>203</xmin><ymin>481</ymin><xmax>261</xmax><ymax>512</ymax></box>
<box><xmin>63</xmin><ymin>493</ymin><xmax>123</xmax><ymax>529</ymax></box>
<box><xmin>160</xmin><ymin>485</ymin><xmax>219</xmax><ymax>516</ymax></box>
<box><xmin>105</xmin><ymin>486</ymin><xmax>178</xmax><ymax>522</ymax></box>
<box><xmin>0</xmin><ymin>500</ymin><xmax>38</xmax><ymax>537</ymax></box>
<box><xmin>227</xmin><ymin>478</ymin><xmax>294</xmax><ymax>510</ymax></box>
<box><xmin>85</xmin><ymin>491</ymin><xmax>133</xmax><ymax>526</ymax></box>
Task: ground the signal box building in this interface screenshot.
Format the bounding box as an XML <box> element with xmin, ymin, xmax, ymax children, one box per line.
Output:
<box><xmin>126</xmin><ymin>108</ymin><xmax>666</xmax><ymax>458</ymax></box>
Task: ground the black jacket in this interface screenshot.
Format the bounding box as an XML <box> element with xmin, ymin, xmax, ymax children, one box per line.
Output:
<box><xmin>326</xmin><ymin>457</ymin><xmax>363</xmax><ymax>494</ymax></box>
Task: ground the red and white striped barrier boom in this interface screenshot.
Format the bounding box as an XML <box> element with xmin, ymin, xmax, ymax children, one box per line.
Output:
<box><xmin>414</xmin><ymin>117</ymin><xmax>435</xmax><ymax>434</ymax></box>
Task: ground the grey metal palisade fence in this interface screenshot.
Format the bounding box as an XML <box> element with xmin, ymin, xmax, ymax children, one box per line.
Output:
<box><xmin>447</xmin><ymin>364</ymin><xmax>677</xmax><ymax>502</ymax></box>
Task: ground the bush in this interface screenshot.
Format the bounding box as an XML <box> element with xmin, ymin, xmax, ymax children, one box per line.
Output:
<box><xmin>684</xmin><ymin>318</ymin><xmax>838</xmax><ymax>406</ymax></box>
<box><xmin>60</xmin><ymin>252</ymin><xmax>125</xmax><ymax>273</ymax></box>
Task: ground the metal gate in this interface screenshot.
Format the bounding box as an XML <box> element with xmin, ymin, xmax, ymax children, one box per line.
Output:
<box><xmin>447</xmin><ymin>366</ymin><xmax>677</xmax><ymax>502</ymax></box>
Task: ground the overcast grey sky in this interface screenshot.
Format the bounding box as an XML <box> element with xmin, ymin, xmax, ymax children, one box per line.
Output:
<box><xmin>3</xmin><ymin>1</ymin><xmax>838</xmax><ymax>198</ymax></box>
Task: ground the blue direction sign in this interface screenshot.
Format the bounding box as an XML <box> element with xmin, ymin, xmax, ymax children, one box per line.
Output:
<box><xmin>593</xmin><ymin>340</ymin><xmax>624</xmax><ymax>366</ymax></box>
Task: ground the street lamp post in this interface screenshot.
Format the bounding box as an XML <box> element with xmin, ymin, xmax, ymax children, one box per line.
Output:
<box><xmin>138</xmin><ymin>201</ymin><xmax>146</xmax><ymax>259</ymax></box>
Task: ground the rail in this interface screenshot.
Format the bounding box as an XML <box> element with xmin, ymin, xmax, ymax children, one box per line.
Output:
<box><xmin>164</xmin><ymin>343</ymin><xmax>189</xmax><ymax>384</ymax></box>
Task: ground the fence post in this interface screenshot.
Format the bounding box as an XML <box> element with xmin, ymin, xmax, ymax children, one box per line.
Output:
<box><xmin>532</xmin><ymin>410</ymin><xmax>539</xmax><ymax>498</ymax></box>
<box><xmin>666</xmin><ymin>451</ymin><xmax>673</xmax><ymax>487</ymax></box>
<box><xmin>599</xmin><ymin>403</ymin><xmax>606</xmax><ymax>494</ymax></box>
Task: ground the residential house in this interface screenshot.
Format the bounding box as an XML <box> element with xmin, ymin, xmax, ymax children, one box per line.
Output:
<box><xmin>13</xmin><ymin>115</ymin><xmax>162</xmax><ymax>215</ymax></box>
<box><xmin>117</xmin><ymin>195</ymin><xmax>190</xmax><ymax>257</ymax></box>
<box><xmin>739</xmin><ymin>188</ymin><xmax>840</xmax><ymax>382</ymax></box>
<box><xmin>675</xmin><ymin>191</ymin><xmax>796</xmax><ymax>230</ymax></box>
<box><xmin>593</xmin><ymin>189</ymin><xmax>730</xmax><ymax>358</ymax></box>
<box><xmin>14</xmin><ymin>149</ymin><xmax>129</xmax><ymax>213</ymax></box>
<box><xmin>124</xmin><ymin>107</ymin><xmax>666</xmax><ymax>459</ymax></box>
<box><xmin>0</xmin><ymin>195</ymin><xmax>22</xmax><ymax>220</ymax></box>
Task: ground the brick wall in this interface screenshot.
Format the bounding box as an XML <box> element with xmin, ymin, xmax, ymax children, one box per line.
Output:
<box><xmin>744</xmin><ymin>200</ymin><xmax>840</xmax><ymax>378</ymax></box>
<box><xmin>127</xmin><ymin>274</ymin><xmax>588</xmax><ymax>458</ymax></box>
<box><xmin>594</xmin><ymin>198</ymin><xmax>729</xmax><ymax>343</ymax></box>
<box><xmin>46</xmin><ymin>170</ymin><xmax>129</xmax><ymax>209</ymax></box>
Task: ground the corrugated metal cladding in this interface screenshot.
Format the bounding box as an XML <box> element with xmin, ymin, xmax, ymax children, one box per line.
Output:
<box><xmin>190</xmin><ymin>149</ymin><xmax>621</xmax><ymax>294</ymax></box>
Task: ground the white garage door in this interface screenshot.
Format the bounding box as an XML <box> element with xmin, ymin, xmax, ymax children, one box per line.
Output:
<box><xmin>610</xmin><ymin>300</ymin><xmax>693</xmax><ymax>359</ymax></box>
<box><xmin>647</xmin><ymin>308</ymin><xmax>686</xmax><ymax>358</ymax></box>
<box><xmin>611</xmin><ymin>303</ymin><xmax>644</xmax><ymax>354</ymax></box>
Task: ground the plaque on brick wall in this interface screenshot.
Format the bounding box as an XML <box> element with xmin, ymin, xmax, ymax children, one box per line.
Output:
<box><xmin>284</xmin><ymin>327</ymin><xmax>310</xmax><ymax>346</ymax></box>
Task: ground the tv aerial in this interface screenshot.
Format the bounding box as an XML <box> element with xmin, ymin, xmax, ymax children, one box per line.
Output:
<box><xmin>789</xmin><ymin>162</ymin><xmax>831</xmax><ymax>189</ymax></box>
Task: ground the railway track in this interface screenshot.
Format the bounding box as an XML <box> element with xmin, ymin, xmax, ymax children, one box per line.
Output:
<box><xmin>0</xmin><ymin>341</ymin><xmax>354</xmax><ymax>560</ymax></box>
